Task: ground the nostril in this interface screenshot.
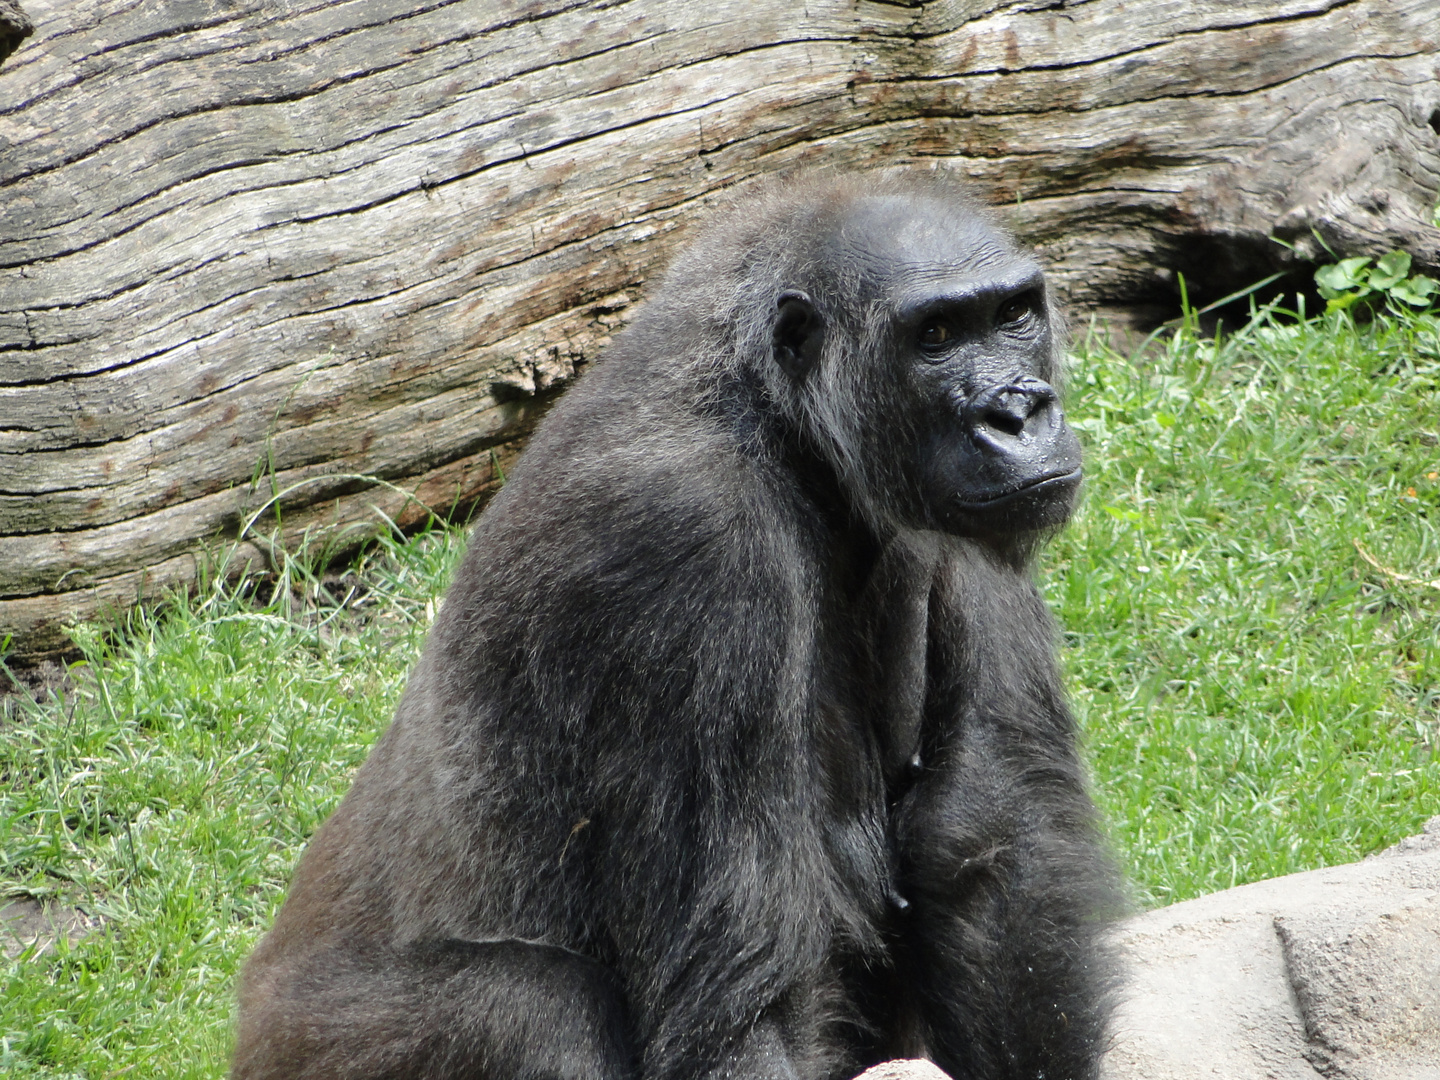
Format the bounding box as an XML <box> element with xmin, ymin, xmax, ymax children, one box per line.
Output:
<box><xmin>981</xmin><ymin>385</ymin><xmax>1049</xmax><ymax>437</ymax></box>
<box><xmin>983</xmin><ymin>400</ymin><xmax>1029</xmax><ymax>437</ymax></box>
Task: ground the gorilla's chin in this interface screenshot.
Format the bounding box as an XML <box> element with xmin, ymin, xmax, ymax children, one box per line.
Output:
<box><xmin>943</xmin><ymin>466</ymin><xmax>1083</xmax><ymax>536</ymax></box>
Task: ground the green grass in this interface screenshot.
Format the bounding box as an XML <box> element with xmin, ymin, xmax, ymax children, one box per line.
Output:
<box><xmin>1050</xmin><ymin>304</ymin><xmax>1440</xmax><ymax>905</ymax></box>
<box><xmin>1</xmin><ymin>303</ymin><xmax>1438</xmax><ymax>1076</ymax></box>
<box><xmin>1</xmin><ymin>529</ymin><xmax>468</xmax><ymax>1077</ymax></box>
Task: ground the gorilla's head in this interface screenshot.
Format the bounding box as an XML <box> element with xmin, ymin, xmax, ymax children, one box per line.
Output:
<box><xmin>654</xmin><ymin>170</ymin><xmax>1081</xmax><ymax>543</ymax></box>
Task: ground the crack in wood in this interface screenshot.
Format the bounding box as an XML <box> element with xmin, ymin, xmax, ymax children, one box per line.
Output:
<box><xmin>1</xmin><ymin>59</ymin><xmax>418</xmax><ymax>190</ymax></box>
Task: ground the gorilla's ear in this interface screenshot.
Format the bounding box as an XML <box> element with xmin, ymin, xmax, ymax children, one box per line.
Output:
<box><xmin>772</xmin><ymin>290</ymin><xmax>823</xmax><ymax>380</ymax></box>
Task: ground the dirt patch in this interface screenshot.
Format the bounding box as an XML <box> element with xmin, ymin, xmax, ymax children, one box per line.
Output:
<box><xmin>1</xmin><ymin>654</ymin><xmax>75</xmax><ymax>716</ymax></box>
<box><xmin>0</xmin><ymin>899</ymin><xmax>103</xmax><ymax>959</ymax></box>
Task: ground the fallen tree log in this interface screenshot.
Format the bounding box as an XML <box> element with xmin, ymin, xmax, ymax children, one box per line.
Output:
<box><xmin>1</xmin><ymin>0</ymin><xmax>1438</xmax><ymax>658</ymax></box>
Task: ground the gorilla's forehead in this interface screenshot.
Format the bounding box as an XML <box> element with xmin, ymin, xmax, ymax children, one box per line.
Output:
<box><xmin>826</xmin><ymin>194</ymin><xmax>1039</xmax><ymax>300</ymax></box>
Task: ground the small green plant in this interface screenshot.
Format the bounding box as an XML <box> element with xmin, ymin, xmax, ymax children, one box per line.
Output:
<box><xmin>1314</xmin><ymin>249</ymin><xmax>1439</xmax><ymax>314</ymax></box>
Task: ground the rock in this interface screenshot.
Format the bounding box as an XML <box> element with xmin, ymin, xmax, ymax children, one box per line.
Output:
<box><xmin>1101</xmin><ymin>817</ymin><xmax>1440</xmax><ymax>1080</ymax></box>
<box><xmin>853</xmin><ymin>1060</ymin><xmax>954</xmax><ymax>1080</ymax></box>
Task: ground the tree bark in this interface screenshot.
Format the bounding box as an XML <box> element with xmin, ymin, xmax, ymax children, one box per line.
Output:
<box><xmin>1</xmin><ymin>0</ymin><xmax>1438</xmax><ymax>658</ymax></box>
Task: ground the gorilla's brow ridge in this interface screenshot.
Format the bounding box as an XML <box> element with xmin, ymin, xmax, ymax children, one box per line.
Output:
<box><xmin>889</xmin><ymin>264</ymin><xmax>1046</xmax><ymax>307</ymax></box>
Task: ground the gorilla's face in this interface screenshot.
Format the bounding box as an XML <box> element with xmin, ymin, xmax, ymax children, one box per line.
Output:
<box><xmin>773</xmin><ymin>193</ymin><xmax>1082</xmax><ymax>540</ymax></box>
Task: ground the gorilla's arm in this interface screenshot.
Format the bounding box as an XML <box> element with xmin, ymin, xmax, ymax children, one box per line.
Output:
<box><xmin>460</xmin><ymin>424</ymin><xmax>851</xmax><ymax>1080</ymax></box>
<box><xmin>234</xmin><ymin>936</ymin><xmax>634</xmax><ymax>1080</ymax></box>
<box><xmin>894</xmin><ymin>544</ymin><xmax>1116</xmax><ymax>1080</ymax></box>
<box><xmin>539</xmin><ymin>460</ymin><xmax>846</xmax><ymax>1080</ymax></box>
<box><xmin>234</xmin><ymin>420</ymin><xmax>845</xmax><ymax>1080</ymax></box>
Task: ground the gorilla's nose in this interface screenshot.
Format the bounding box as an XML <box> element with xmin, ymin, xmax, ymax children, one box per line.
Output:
<box><xmin>967</xmin><ymin>376</ymin><xmax>1062</xmax><ymax>447</ymax></box>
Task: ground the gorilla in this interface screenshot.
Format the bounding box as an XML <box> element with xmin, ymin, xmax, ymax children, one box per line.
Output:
<box><xmin>234</xmin><ymin>169</ymin><xmax>1118</xmax><ymax>1080</ymax></box>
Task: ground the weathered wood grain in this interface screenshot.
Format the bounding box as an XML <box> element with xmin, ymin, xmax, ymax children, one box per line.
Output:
<box><xmin>1</xmin><ymin>0</ymin><xmax>1438</xmax><ymax>658</ymax></box>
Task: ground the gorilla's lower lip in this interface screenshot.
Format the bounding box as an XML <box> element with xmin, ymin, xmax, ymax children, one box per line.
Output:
<box><xmin>952</xmin><ymin>466</ymin><xmax>1082</xmax><ymax>510</ymax></box>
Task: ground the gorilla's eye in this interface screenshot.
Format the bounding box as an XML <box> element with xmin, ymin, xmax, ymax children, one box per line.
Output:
<box><xmin>997</xmin><ymin>292</ymin><xmax>1037</xmax><ymax>327</ymax></box>
<box><xmin>919</xmin><ymin>321</ymin><xmax>952</xmax><ymax>350</ymax></box>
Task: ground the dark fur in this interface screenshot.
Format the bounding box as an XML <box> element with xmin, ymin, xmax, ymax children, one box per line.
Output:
<box><xmin>234</xmin><ymin>170</ymin><xmax>1119</xmax><ymax>1080</ymax></box>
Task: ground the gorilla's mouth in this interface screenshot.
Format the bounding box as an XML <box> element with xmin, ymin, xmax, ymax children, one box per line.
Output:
<box><xmin>952</xmin><ymin>466</ymin><xmax>1082</xmax><ymax>510</ymax></box>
